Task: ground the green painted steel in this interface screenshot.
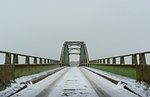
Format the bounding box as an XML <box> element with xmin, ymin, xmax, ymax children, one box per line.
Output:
<box><xmin>60</xmin><ymin>41</ymin><xmax>89</xmax><ymax>66</ymax></box>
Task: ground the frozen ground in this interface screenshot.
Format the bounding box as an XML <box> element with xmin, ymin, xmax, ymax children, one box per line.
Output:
<box><xmin>84</xmin><ymin>67</ymin><xmax>150</xmax><ymax>97</ymax></box>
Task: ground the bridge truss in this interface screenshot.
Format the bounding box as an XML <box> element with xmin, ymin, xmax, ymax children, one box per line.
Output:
<box><xmin>60</xmin><ymin>41</ymin><xmax>89</xmax><ymax>66</ymax></box>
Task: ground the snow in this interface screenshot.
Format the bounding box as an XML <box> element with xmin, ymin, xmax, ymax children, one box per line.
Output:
<box><xmin>47</xmin><ymin>67</ymin><xmax>98</xmax><ymax>97</ymax></box>
<box><xmin>0</xmin><ymin>67</ymin><xmax>64</xmax><ymax>97</ymax></box>
<box><xmin>1</xmin><ymin>66</ymin><xmax>150</xmax><ymax>97</ymax></box>
<box><xmin>84</xmin><ymin>67</ymin><xmax>150</xmax><ymax>97</ymax></box>
<box><xmin>11</xmin><ymin>67</ymin><xmax>68</xmax><ymax>97</ymax></box>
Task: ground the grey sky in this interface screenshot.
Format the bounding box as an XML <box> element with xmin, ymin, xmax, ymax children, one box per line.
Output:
<box><xmin>0</xmin><ymin>0</ymin><xmax>150</xmax><ymax>61</ymax></box>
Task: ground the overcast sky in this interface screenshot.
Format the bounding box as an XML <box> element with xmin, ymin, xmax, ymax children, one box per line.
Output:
<box><xmin>0</xmin><ymin>0</ymin><xmax>150</xmax><ymax>61</ymax></box>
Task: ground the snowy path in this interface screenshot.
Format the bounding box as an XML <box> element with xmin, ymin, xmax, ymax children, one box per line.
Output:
<box><xmin>12</xmin><ymin>67</ymin><xmax>139</xmax><ymax>97</ymax></box>
<box><xmin>47</xmin><ymin>67</ymin><xmax>98</xmax><ymax>97</ymax></box>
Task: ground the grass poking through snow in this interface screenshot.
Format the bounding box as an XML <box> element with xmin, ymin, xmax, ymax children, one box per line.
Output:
<box><xmin>90</xmin><ymin>65</ymin><xmax>136</xmax><ymax>79</ymax></box>
<box><xmin>15</xmin><ymin>65</ymin><xmax>59</xmax><ymax>78</ymax></box>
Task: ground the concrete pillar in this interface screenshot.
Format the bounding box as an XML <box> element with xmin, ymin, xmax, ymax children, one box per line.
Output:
<box><xmin>113</xmin><ymin>57</ymin><xmax>116</xmax><ymax>64</ymax></box>
<box><xmin>5</xmin><ymin>53</ymin><xmax>11</xmax><ymax>64</ymax></box>
<box><xmin>25</xmin><ymin>56</ymin><xmax>30</xmax><ymax>64</ymax></box>
<box><xmin>34</xmin><ymin>57</ymin><xmax>37</xmax><ymax>64</ymax></box>
<box><xmin>107</xmin><ymin>58</ymin><xmax>110</xmax><ymax>64</ymax></box>
<box><xmin>39</xmin><ymin>58</ymin><xmax>42</xmax><ymax>64</ymax></box>
<box><xmin>13</xmin><ymin>54</ymin><xmax>18</xmax><ymax>64</ymax></box>
<box><xmin>139</xmin><ymin>53</ymin><xmax>146</xmax><ymax>65</ymax></box>
<box><xmin>120</xmin><ymin>56</ymin><xmax>125</xmax><ymax>64</ymax></box>
<box><xmin>132</xmin><ymin>54</ymin><xmax>137</xmax><ymax>65</ymax></box>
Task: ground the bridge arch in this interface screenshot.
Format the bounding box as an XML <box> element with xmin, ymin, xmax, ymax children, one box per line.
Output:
<box><xmin>60</xmin><ymin>41</ymin><xmax>89</xmax><ymax>66</ymax></box>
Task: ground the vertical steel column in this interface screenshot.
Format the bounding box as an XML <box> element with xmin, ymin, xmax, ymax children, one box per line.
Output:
<box><xmin>5</xmin><ymin>53</ymin><xmax>11</xmax><ymax>64</ymax></box>
<box><xmin>120</xmin><ymin>56</ymin><xmax>125</xmax><ymax>64</ymax></box>
<box><xmin>39</xmin><ymin>58</ymin><xmax>42</xmax><ymax>64</ymax></box>
<box><xmin>13</xmin><ymin>54</ymin><xmax>18</xmax><ymax>64</ymax></box>
<box><xmin>25</xmin><ymin>56</ymin><xmax>30</xmax><ymax>64</ymax></box>
<box><xmin>139</xmin><ymin>53</ymin><xmax>146</xmax><ymax>65</ymax></box>
<box><xmin>44</xmin><ymin>59</ymin><xmax>46</xmax><ymax>64</ymax></box>
<box><xmin>34</xmin><ymin>57</ymin><xmax>37</xmax><ymax>64</ymax></box>
<box><xmin>132</xmin><ymin>54</ymin><xmax>137</xmax><ymax>65</ymax></box>
<box><xmin>100</xmin><ymin>59</ymin><xmax>102</xmax><ymax>64</ymax></box>
<box><xmin>48</xmin><ymin>59</ymin><xmax>50</xmax><ymax>64</ymax></box>
<box><xmin>103</xmin><ymin>59</ymin><xmax>105</xmax><ymax>64</ymax></box>
<box><xmin>107</xmin><ymin>58</ymin><xmax>110</xmax><ymax>64</ymax></box>
<box><xmin>113</xmin><ymin>57</ymin><xmax>116</xmax><ymax>64</ymax></box>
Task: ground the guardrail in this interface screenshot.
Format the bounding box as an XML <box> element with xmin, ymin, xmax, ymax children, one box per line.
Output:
<box><xmin>0</xmin><ymin>51</ymin><xmax>60</xmax><ymax>81</ymax></box>
<box><xmin>89</xmin><ymin>51</ymin><xmax>150</xmax><ymax>84</ymax></box>
<box><xmin>89</xmin><ymin>51</ymin><xmax>150</xmax><ymax>65</ymax></box>
<box><xmin>0</xmin><ymin>51</ymin><xmax>60</xmax><ymax>65</ymax></box>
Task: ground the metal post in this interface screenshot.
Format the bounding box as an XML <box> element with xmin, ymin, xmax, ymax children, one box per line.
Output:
<box><xmin>103</xmin><ymin>59</ymin><xmax>105</xmax><ymax>64</ymax></box>
<box><xmin>44</xmin><ymin>59</ymin><xmax>46</xmax><ymax>64</ymax></box>
<box><xmin>5</xmin><ymin>53</ymin><xmax>11</xmax><ymax>64</ymax></box>
<box><xmin>48</xmin><ymin>59</ymin><xmax>50</xmax><ymax>64</ymax></box>
<box><xmin>100</xmin><ymin>59</ymin><xmax>102</xmax><ymax>64</ymax></box>
<box><xmin>13</xmin><ymin>54</ymin><xmax>18</xmax><ymax>64</ymax></box>
<box><xmin>107</xmin><ymin>58</ymin><xmax>110</xmax><ymax>64</ymax></box>
<box><xmin>113</xmin><ymin>57</ymin><xmax>116</xmax><ymax>64</ymax></box>
<box><xmin>25</xmin><ymin>56</ymin><xmax>30</xmax><ymax>64</ymax></box>
<box><xmin>40</xmin><ymin>58</ymin><xmax>42</xmax><ymax>64</ymax></box>
<box><xmin>120</xmin><ymin>56</ymin><xmax>125</xmax><ymax>64</ymax></box>
<box><xmin>139</xmin><ymin>53</ymin><xmax>146</xmax><ymax>65</ymax></box>
<box><xmin>132</xmin><ymin>54</ymin><xmax>137</xmax><ymax>65</ymax></box>
<box><xmin>34</xmin><ymin>57</ymin><xmax>37</xmax><ymax>64</ymax></box>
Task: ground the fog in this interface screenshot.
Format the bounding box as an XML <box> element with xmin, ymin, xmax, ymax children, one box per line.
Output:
<box><xmin>0</xmin><ymin>0</ymin><xmax>150</xmax><ymax>61</ymax></box>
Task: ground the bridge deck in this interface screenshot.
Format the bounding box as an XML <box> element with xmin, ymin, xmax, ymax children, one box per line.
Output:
<box><xmin>12</xmin><ymin>67</ymin><xmax>138</xmax><ymax>97</ymax></box>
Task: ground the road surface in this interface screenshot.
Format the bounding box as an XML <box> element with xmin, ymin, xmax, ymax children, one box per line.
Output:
<box><xmin>12</xmin><ymin>67</ymin><xmax>138</xmax><ymax>97</ymax></box>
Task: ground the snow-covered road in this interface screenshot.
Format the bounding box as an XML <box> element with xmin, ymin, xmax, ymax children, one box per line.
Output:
<box><xmin>12</xmin><ymin>67</ymin><xmax>139</xmax><ymax>97</ymax></box>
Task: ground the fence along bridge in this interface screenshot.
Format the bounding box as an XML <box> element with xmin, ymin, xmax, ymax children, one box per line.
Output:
<box><xmin>0</xmin><ymin>41</ymin><xmax>150</xmax><ymax>97</ymax></box>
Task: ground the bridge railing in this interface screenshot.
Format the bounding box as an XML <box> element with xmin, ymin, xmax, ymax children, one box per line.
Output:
<box><xmin>89</xmin><ymin>51</ymin><xmax>150</xmax><ymax>85</ymax></box>
<box><xmin>0</xmin><ymin>51</ymin><xmax>60</xmax><ymax>81</ymax></box>
<box><xmin>0</xmin><ymin>51</ymin><xmax>60</xmax><ymax>65</ymax></box>
<box><xmin>89</xmin><ymin>51</ymin><xmax>150</xmax><ymax>65</ymax></box>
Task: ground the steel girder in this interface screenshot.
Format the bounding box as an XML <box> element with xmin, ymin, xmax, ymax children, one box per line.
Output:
<box><xmin>60</xmin><ymin>41</ymin><xmax>89</xmax><ymax>66</ymax></box>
